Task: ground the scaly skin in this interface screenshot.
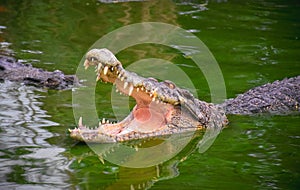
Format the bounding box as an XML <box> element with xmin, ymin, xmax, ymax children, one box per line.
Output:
<box><xmin>69</xmin><ymin>48</ymin><xmax>227</xmax><ymax>143</ymax></box>
<box><xmin>221</xmin><ymin>76</ymin><xmax>300</xmax><ymax>114</ymax></box>
<box><xmin>69</xmin><ymin>48</ymin><xmax>299</xmax><ymax>143</ymax></box>
<box><xmin>0</xmin><ymin>55</ymin><xmax>78</xmax><ymax>89</ymax></box>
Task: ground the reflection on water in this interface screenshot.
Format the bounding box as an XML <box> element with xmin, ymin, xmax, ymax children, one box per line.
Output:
<box><xmin>69</xmin><ymin>132</ymin><xmax>203</xmax><ymax>190</ymax></box>
<box><xmin>0</xmin><ymin>81</ymin><xmax>70</xmax><ymax>189</ymax></box>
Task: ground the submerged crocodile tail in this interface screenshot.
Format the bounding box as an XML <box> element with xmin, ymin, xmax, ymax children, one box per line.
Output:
<box><xmin>221</xmin><ymin>76</ymin><xmax>300</xmax><ymax>115</ymax></box>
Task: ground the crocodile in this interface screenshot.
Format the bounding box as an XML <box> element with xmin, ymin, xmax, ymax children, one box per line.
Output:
<box><xmin>0</xmin><ymin>54</ymin><xmax>78</xmax><ymax>90</ymax></box>
<box><xmin>69</xmin><ymin>48</ymin><xmax>300</xmax><ymax>143</ymax></box>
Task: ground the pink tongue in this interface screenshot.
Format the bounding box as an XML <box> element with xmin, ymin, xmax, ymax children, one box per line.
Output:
<box><xmin>133</xmin><ymin>108</ymin><xmax>165</xmax><ymax>132</ymax></box>
<box><xmin>134</xmin><ymin>108</ymin><xmax>151</xmax><ymax>122</ymax></box>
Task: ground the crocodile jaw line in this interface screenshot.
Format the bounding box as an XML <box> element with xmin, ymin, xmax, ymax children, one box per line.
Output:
<box><xmin>72</xmin><ymin>50</ymin><xmax>182</xmax><ymax>142</ymax></box>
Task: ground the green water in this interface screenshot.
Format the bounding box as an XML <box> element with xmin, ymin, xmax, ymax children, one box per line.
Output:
<box><xmin>0</xmin><ymin>0</ymin><xmax>299</xmax><ymax>189</ymax></box>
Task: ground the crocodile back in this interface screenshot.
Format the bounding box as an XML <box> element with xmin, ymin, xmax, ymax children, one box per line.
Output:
<box><xmin>220</xmin><ymin>76</ymin><xmax>300</xmax><ymax>115</ymax></box>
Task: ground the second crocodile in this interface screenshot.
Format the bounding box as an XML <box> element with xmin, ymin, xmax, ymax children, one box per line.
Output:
<box><xmin>0</xmin><ymin>55</ymin><xmax>78</xmax><ymax>90</ymax></box>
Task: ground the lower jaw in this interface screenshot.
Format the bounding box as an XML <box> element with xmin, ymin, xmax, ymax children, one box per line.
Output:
<box><xmin>100</xmin><ymin>106</ymin><xmax>170</xmax><ymax>137</ymax></box>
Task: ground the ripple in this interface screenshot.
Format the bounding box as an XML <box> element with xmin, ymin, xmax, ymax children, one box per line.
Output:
<box><xmin>0</xmin><ymin>81</ymin><xmax>69</xmax><ymax>187</ymax></box>
<box><xmin>21</xmin><ymin>49</ymin><xmax>43</xmax><ymax>55</ymax></box>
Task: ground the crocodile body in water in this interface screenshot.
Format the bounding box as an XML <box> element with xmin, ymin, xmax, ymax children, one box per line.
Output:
<box><xmin>0</xmin><ymin>55</ymin><xmax>78</xmax><ymax>90</ymax></box>
<box><xmin>69</xmin><ymin>49</ymin><xmax>300</xmax><ymax>143</ymax></box>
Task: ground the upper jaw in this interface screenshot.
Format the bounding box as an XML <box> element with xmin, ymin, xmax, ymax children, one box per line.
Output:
<box><xmin>84</xmin><ymin>49</ymin><xmax>184</xmax><ymax>106</ymax></box>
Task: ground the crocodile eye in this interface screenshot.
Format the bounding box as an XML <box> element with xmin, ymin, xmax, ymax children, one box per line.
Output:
<box><xmin>90</xmin><ymin>57</ymin><xmax>97</xmax><ymax>62</ymax></box>
<box><xmin>163</xmin><ymin>80</ymin><xmax>176</xmax><ymax>89</ymax></box>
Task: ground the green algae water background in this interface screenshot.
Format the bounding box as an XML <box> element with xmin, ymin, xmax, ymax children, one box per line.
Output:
<box><xmin>0</xmin><ymin>0</ymin><xmax>299</xmax><ymax>189</ymax></box>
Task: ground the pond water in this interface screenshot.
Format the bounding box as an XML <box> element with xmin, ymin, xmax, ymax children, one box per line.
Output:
<box><xmin>0</xmin><ymin>0</ymin><xmax>299</xmax><ymax>189</ymax></box>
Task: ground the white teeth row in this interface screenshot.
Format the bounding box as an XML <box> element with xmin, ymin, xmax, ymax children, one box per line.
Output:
<box><xmin>94</xmin><ymin>65</ymin><xmax>168</xmax><ymax>105</ymax></box>
<box><xmin>152</xmin><ymin>97</ymin><xmax>163</xmax><ymax>104</ymax></box>
<box><xmin>130</xmin><ymin>183</ymin><xmax>146</xmax><ymax>190</ymax></box>
<box><xmin>95</xmin><ymin>63</ymin><xmax>110</xmax><ymax>75</ymax></box>
<box><xmin>116</xmin><ymin>70</ymin><xmax>126</xmax><ymax>82</ymax></box>
<box><xmin>99</xmin><ymin>118</ymin><xmax>114</xmax><ymax>125</ymax></box>
<box><xmin>116</xmin><ymin>81</ymin><xmax>135</xmax><ymax>96</ymax></box>
<box><xmin>115</xmin><ymin>81</ymin><xmax>166</xmax><ymax>103</ymax></box>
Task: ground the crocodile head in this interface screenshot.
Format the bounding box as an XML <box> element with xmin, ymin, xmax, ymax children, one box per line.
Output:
<box><xmin>69</xmin><ymin>48</ymin><xmax>227</xmax><ymax>143</ymax></box>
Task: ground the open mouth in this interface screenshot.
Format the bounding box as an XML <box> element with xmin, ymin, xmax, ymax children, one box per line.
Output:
<box><xmin>70</xmin><ymin>48</ymin><xmax>226</xmax><ymax>143</ymax></box>
<box><xmin>71</xmin><ymin>49</ymin><xmax>189</xmax><ymax>142</ymax></box>
<box><xmin>92</xmin><ymin>61</ymin><xmax>179</xmax><ymax>136</ymax></box>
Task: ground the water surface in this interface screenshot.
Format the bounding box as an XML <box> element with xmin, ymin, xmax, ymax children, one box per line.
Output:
<box><xmin>0</xmin><ymin>0</ymin><xmax>299</xmax><ymax>189</ymax></box>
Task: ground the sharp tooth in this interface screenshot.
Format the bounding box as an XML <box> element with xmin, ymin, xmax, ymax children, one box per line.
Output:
<box><xmin>102</xmin><ymin>118</ymin><xmax>105</xmax><ymax>124</ymax></box>
<box><xmin>152</xmin><ymin>97</ymin><xmax>155</xmax><ymax>102</ymax></box>
<box><xmin>78</xmin><ymin>117</ymin><xmax>83</xmax><ymax>126</ymax></box>
<box><xmin>124</xmin><ymin>82</ymin><xmax>128</xmax><ymax>89</ymax></box>
<box><xmin>98</xmin><ymin>156</ymin><xmax>105</xmax><ymax>164</ymax></box>
<box><xmin>130</xmin><ymin>184</ymin><xmax>135</xmax><ymax>190</ymax></box>
<box><xmin>118</xmin><ymin>73</ymin><xmax>122</xmax><ymax>78</ymax></box>
<box><xmin>141</xmin><ymin>87</ymin><xmax>144</xmax><ymax>91</ymax></box>
<box><xmin>103</xmin><ymin>66</ymin><xmax>109</xmax><ymax>75</ymax></box>
<box><xmin>111</xmin><ymin>67</ymin><xmax>114</xmax><ymax>71</ymax></box>
<box><xmin>136</xmin><ymin>88</ymin><xmax>139</xmax><ymax>92</ymax></box>
<box><xmin>121</xmin><ymin>77</ymin><xmax>124</xmax><ymax>81</ymax></box>
<box><xmin>96</xmin><ymin>74</ymin><xmax>101</xmax><ymax>81</ymax></box>
<box><xmin>84</xmin><ymin>59</ymin><xmax>89</xmax><ymax>70</ymax></box>
<box><xmin>128</xmin><ymin>85</ymin><xmax>134</xmax><ymax>96</ymax></box>
<box><xmin>116</xmin><ymin>70</ymin><xmax>119</xmax><ymax>74</ymax></box>
<box><xmin>150</xmin><ymin>93</ymin><xmax>153</xmax><ymax>97</ymax></box>
<box><xmin>97</xmin><ymin>63</ymin><xmax>102</xmax><ymax>71</ymax></box>
<box><xmin>152</xmin><ymin>88</ymin><xmax>158</xmax><ymax>97</ymax></box>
